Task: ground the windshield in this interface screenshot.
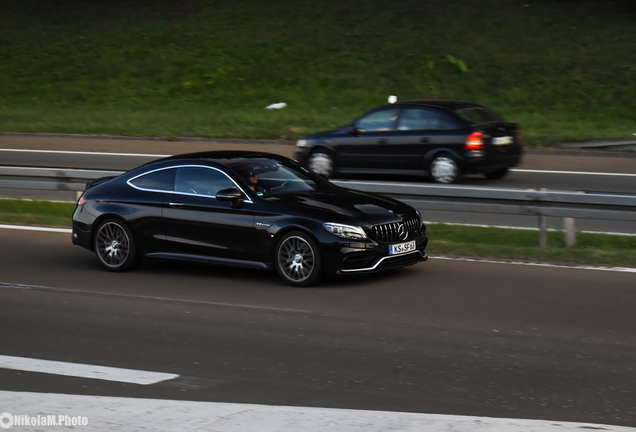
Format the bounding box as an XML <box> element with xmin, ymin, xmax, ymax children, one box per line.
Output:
<box><xmin>453</xmin><ymin>106</ymin><xmax>507</xmax><ymax>124</ymax></box>
<box><xmin>228</xmin><ymin>158</ymin><xmax>327</xmax><ymax>197</ymax></box>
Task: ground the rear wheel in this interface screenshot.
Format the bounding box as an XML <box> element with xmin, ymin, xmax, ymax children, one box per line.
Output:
<box><xmin>94</xmin><ymin>218</ymin><xmax>138</xmax><ymax>272</ymax></box>
<box><xmin>308</xmin><ymin>150</ymin><xmax>335</xmax><ymax>178</ymax></box>
<box><xmin>430</xmin><ymin>154</ymin><xmax>461</xmax><ymax>184</ymax></box>
<box><xmin>484</xmin><ymin>167</ymin><xmax>509</xmax><ymax>180</ymax></box>
<box><xmin>275</xmin><ymin>231</ymin><xmax>322</xmax><ymax>287</ymax></box>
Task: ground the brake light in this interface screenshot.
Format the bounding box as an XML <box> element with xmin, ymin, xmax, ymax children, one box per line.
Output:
<box><xmin>465</xmin><ymin>132</ymin><xmax>484</xmax><ymax>151</ymax></box>
<box><xmin>77</xmin><ymin>195</ymin><xmax>88</xmax><ymax>206</ymax></box>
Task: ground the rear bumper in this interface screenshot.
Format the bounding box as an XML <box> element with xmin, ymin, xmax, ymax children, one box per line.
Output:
<box><xmin>462</xmin><ymin>152</ymin><xmax>522</xmax><ymax>174</ymax></box>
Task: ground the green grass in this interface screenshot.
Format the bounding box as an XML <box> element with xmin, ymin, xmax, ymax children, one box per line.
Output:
<box><xmin>428</xmin><ymin>223</ymin><xmax>636</xmax><ymax>268</ymax></box>
<box><xmin>2</xmin><ymin>199</ymin><xmax>634</xmax><ymax>268</ymax></box>
<box><xmin>1</xmin><ymin>0</ymin><xmax>635</xmax><ymax>144</ymax></box>
<box><xmin>0</xmin><ymin>199</ymin><xmax>74</xmax><ymax>228</ymax></box>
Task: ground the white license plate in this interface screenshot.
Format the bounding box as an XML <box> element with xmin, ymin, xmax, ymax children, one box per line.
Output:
<box><xmin>389</xmin><ymin>240</ymin><xmax>416</xmax><ymax>255</ymax></box>
<box><xmin>493</xmin><ymin>136</ymin><xmax>513</xmax><ymax>145</ymax></box>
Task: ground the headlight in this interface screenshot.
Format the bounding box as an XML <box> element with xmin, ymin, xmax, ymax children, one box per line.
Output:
<box><xmin>323</xmin><ymin>223</ymin><xmax>367</xmax><ymax>240</ymax></box>
<box><xmin>296</xmin><ymin>139</ymin><xmax>308</xmax><ymax>147</ymax></box>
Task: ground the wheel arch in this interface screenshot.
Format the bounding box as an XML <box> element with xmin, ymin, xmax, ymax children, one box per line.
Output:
<box><xmin>89</xmin><ymin>213</ymin><xmax>133</xmax><ymax>251</ymax></box>
<box><xmin>268</xmin><ymin>224</ymin><xmax>323</xmax><ymax>264</ymax></box>
<box><xmin>423</xmin><ymin>147</ymin><xmax>462</xmax><ymax>166</ymax></box>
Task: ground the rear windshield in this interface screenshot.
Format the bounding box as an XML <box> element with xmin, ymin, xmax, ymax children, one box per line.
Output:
<box><xmin>453</xmin><ymin>106</ymin><xmax>507</xmax><ymax>124</ymax></box>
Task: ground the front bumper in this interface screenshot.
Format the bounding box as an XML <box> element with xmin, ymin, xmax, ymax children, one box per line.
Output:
<box><xmin>337</xmin><ymin>250</ymin><xmax>428</xmax><ymax>274</ymax></box>
<box><xmin>323</xmin><ymin>225</ymin><xmax>429</xmax><ymax>275</ymax></box>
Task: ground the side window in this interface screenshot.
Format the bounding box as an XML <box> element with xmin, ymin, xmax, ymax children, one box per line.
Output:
<box><xmin>397</xmin><ymin>109</ymin><xmax>462</xmax><ymax>131</ymax></box>
<box><xmin>174</xmin><ymin>167</ymin><xmax>236</xmax><ymax>197</ymax></box>
<box><xmin>129</xmin><ymin>168</ymin><xmax>176</xmax><ymax>191</ymax></box>
<box><xmin>355</xmin><ymin>109</ymin><xmax>400</xmax><ymax>132</ymax></box>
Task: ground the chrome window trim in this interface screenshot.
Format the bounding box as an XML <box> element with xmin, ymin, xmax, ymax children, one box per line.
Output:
<box><xmin>127</xmin><ymin>164</ymin><xmax>253</xmax><ymax>204</ymax></box>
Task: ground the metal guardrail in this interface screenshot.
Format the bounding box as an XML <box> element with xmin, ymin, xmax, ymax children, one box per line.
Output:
<box><xmin>2</xmin><ymin>167</ymin><xmax>636</xmax><ymax>246</ymax></box>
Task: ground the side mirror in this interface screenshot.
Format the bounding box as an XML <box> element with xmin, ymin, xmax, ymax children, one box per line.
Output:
<box><xmin>345</xmin><ymin>125</ymin><xmax>361</xmax><ymax>136</ymax></box>
<box><xmin>216</xmin><ymin>188</ymin><xmax>243</xmax><ymax>208</ymax></box>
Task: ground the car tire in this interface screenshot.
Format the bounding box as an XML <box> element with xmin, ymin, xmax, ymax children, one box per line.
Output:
<box><xmin>484</xmin><ymin>168</ymin><xmax>509</xmax><ymax>180</ymax></box>
<box><xmin>94</xmin><ymin>218</ymin><xmax>139</xmax><ymax>272</ymax></box>
<box><xmin>430</xmin><ymin>154</ymin><xmax>461</xmax><ymax>184</ymax></box>
<box><xmin>308</xmin><ymin>150</ymin><xmax>336</xmax><ymax>178</ymax></box>
<box><xmin>275</xmin><ymin>231</ymin><xmax>322</xmax><ymax>287</ymax></box>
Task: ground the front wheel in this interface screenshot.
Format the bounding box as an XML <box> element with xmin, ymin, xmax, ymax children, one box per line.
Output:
<box><xmin>430</xmin><ymin>154</ymin><xmax>461</xmax><ymax>184</ymax></box>
<box><xmin>484</xmin><ymin>167</ymin><xmax>509</xmax><ymax>180</ymax></box>
<box><xmin>275</xmin><ymin>231</ymin><xmax>322</xmax><ymax>287</ymax></box>
<box><xmin>308</xmin><ymin>150</ymin><xmax>335</xmax><ymax>178</ymax></box>
<box><xmin>94</xmin><ymin>218</ymin><xmax>138</xmax><ymax>272</ymax></box>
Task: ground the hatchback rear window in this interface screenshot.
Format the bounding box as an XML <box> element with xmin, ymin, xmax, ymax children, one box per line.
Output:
<box><xmin>453</xmin><ymin>107</ymin><xmax>506</xmax><ymax>124</ymax></box>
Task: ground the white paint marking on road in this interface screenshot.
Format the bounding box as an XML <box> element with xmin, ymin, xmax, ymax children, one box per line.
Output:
<box><xmin>0</xmin><ymin>224</ymin><xmax>71</xmax><ymax>233</ymax></box>
<box><xmin>423</xmin><ymin>221</ymin><xmax>636</xmax><ymax>237</ymax></box>
<box><xmin>0</xmin><ymin>355</ymin><xmax>178</xmax><ymax>385</ymax></box>
<box><xmin>0</xmin><ymin>148</ymin><xmax>169</xmax><ymax>158</ymax></box>
<box><xmin>0</xmin><ymin>391</ymin><xmax>634</xmax><ymax>432</ymax></box>
<box><xmin>2</xmin><ymin>149</ymin><xmax>636</xmax><ymax>177</ymax></box>
<box><xmin>512</xmin><ymin>168</ymin><xmax>636</xmax><ymax>177</ymax></box>
<box><xmin>431</xmin><ymin>256</ymin><xmax>636</xmax><ymax>273</ymax></box>
<box><xmin>0</xmin><ymin>282</ymin><xmax>311</xmax><ymax>313</ymax></box>
<box><xmin>1</xmin><ymin>225</ymin><xmax>634</xmax><ymax>274</ymax></box>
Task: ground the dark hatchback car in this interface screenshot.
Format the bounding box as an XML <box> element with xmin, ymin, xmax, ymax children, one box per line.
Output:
<box><xmin>72</xmin><ymin>151</ymin><xmax>428</xmax><ymax>287</ymax></box>
<box><xmin>294</xmin><ymin>100</ymin><xmax>522</xmax><ymax>184</ymax></box>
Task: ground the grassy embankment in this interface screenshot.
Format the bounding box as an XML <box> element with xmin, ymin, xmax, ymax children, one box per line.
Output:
<box><xmin>1</xmin><ymin>0</ymin><xmax>635</xmax><ymax>145</ymax></box>
<box><xmin>2</xmin><ymin>199</ymin><xmax>635</xmax><ymax>268</ymax></box>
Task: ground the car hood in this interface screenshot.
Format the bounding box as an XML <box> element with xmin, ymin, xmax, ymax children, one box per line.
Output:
<box><xmin>265</xmin><ymin>186</ymin><xmax>414</xmax><ymax>224</ymax></box>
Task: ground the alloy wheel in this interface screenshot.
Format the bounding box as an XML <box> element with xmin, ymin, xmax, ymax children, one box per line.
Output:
<box><xmin>308</xmin><ymin>152</ymin><xmax>334</xmax><ymax>177</ymax></box>
<box><xmin>431</xmin><ymin>156</ymin><xmax>459</xmax><ymax>184</ymax></box>
<box><xmin>277</xmin><ymin>235</ymin><xmax>316</xmax><ymax>284</ymax></box>
<box><xmin>95</xmin><ymin>221</ymin><xmax>132</xmax><ymax>269</ymax></box>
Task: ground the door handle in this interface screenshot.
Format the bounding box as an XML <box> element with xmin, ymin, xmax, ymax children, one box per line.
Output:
<box><xmin>378</xmin><ymin>138</ymin><xmax>388</xmax><ymax>144</ymax></box>
<box><xmin>420</xmin><ymin>137</ymin><xmax>430</xmax><ymax>143</ymax></box>
<box><xmin>169</xmin><ymin>202</ymin><xmax>184</xmax><ymax>207</ymax></box>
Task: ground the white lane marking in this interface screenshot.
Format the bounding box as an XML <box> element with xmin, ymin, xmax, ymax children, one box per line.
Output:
<box><xmin>0</xmin><ymin>282</ymin><xmax>311</xmax><ymax>313</ymax></box>
<box><xmin>1</xmin><ymin>391</ymin><xmax>634</xmax><ymax>432</ymax></box>
<box><xmin>2</xmin><ymin>149</ymin><xmax>635</xmax><ymax>176</ymax></box>
<box><xmin>1</xmin><ymin>225</ymin><xmax>634</xmax><ymax>274</ymax></box>
<box><xmin>0</xmin><ymin>355</ymin><xmax>178</xmax><ymax>385</ymax></box>
<box><xmin>0</xmin><ymin>224</ymin><xmax>71</xmax><ymax>233</ymax></box>
<box><xmin>431</xmin><ymin>256</ymin><xmax>636</xmax><ymax>273</ymax></box>
<box><xmin>423</xmin><ymin>221</ymin><xmax>636</xmax><ymax>237</ymax></box>
<box><xmin>512</xmin><ymin>168</ymin><xmax>636</xmax><ymax>177</ymax></box>
<box><xmin>0</xmin><ymin>148</ymin><xmax>168</xmax><ymax>157</ymax></box>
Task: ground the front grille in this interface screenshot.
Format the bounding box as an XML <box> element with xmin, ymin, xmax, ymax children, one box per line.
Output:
<box><xmin>370</xmin><ymin>218</ymin><xmax>419</xmax><ymax>243</ymax></box>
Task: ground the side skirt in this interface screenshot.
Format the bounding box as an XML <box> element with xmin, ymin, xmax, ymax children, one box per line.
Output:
<box><xmin>145</xmin><ymin>252</ymin><xmax>270</xmax><ymax>270</ymax></box>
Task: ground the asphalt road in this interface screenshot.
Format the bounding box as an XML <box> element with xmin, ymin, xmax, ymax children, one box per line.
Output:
<box><xmin>2</xmin><ymin>133</ymin><xmax>636</xmax><ymax>233</ymax></box>
<box><xmin>1</xmin><ymin>228</ymin><xmax>635</xmax><ymax>427</ymax></box>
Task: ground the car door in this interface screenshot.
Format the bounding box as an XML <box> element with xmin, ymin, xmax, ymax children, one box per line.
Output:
<box><xmin>163</xmin><ymin>165</ymin><xmax>257</xmax><ymax>262</ymax></box>
<box><xmin>335</xmin><ymin>108</ymin><xmax>400</xmax><ymax>171</ymax></box>
<box><xmin>392</xmin><ymin>108</ymin><xmax>466</xmax><ymax>171</ymax></box>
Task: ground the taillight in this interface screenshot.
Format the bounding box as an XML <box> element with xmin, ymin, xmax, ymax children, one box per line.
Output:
<box><xmin>465</xmin><ymin>132</ymin><xmax>484</xmax><ymax>151</ymax></box>
<box><xmin>77</xmin><ymin>195</ymin><xmax>88</xmax><ymax>206</ymax></box>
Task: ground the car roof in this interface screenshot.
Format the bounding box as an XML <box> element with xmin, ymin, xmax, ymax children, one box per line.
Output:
<box><xmin>159</xmin><ymin>150</ymin><xmax>286</xmax><ymax>164</ymax></box>
<box><xmin>393</xmin><ymin>100</ymin><xmax>484</xmax><ymax>110</ymax></box>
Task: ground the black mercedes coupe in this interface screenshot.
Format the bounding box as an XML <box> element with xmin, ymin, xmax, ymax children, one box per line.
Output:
<box><xmin>72</xmin><ymin>151</ymin><xmax>428</xmax><ymax>287</ymax></box>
